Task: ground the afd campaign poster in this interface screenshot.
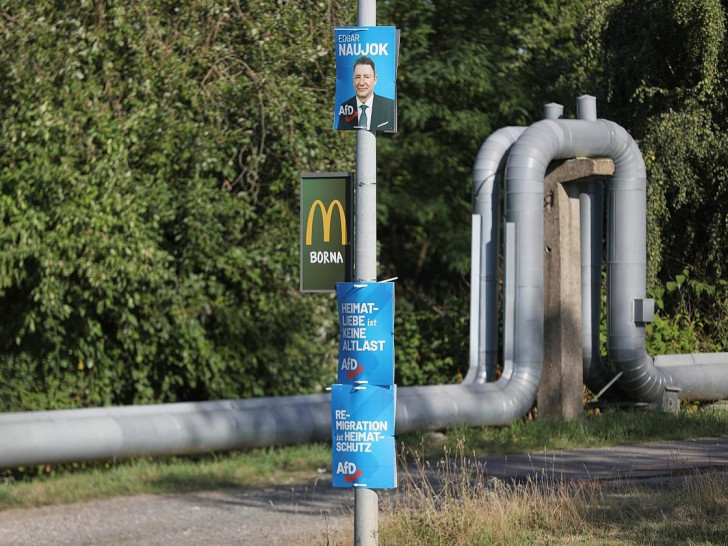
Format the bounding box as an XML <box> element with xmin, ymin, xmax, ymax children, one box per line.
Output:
<box><xmin>331</xmin><ymin>384</ymin><xmax>396</xmax><ymax>489</ymax></box>
<box><xmin>334</xmin><ymin>26</ymin><xmax>399</xmax><ymax>133</ymax></box>
<box><xmin>336</xmin><ymin>282</ymin><xmax>394</xmax><ymax>385</ymax></box>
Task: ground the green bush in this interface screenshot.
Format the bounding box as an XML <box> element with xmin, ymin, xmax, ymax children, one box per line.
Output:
<box><xmin>0</xmin><ymin>1</ymin><xmax>353</xmax><ymax>410</ymax></box>
<box><xmin>648</xmin><ymin>268</ymin><xmax>728</xmax><ymax>355</ymax></box>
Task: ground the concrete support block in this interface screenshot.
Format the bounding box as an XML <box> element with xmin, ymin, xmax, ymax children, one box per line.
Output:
<box><xmin>539</xmin><ymin>158</ymin><xmax>614</xmax><ymax>421</ymax></box>
<box><xmin>648</xmin><ymin>386</ymin><xmax>681</xmax><ymax>414</ymax></box>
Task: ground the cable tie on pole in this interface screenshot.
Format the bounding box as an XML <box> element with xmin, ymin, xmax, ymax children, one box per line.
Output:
<box><xmin>380</xmin><ymin>277</ymin><xmax>398</xmax><ymax>283</ymax></box>
<box><xmin>353</xmin><ymin>386</ymin><xmax>367</xmax><ymax>391</ymax></box>
<box><xmin>352</xmin><ymin>483</ymin><xmax>368</xmax><ymax>488</ymax></box>
<box><xmin>354</xmin><ymin>380</ymin><xmax>369</xmax><ymax>384</ymax></box>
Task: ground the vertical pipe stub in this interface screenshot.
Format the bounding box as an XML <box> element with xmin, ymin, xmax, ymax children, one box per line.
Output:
<box><xmin>576</xmin><ymin>95</ymin><xmax>597</xmax><ymax>121</ymax></box>
<box><xmin>543</xmin><ymin>103</ymin><xmax>564</xmax><ymax>120</ymax></box>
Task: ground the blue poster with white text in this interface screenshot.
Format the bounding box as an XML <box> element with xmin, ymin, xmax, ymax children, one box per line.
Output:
<box><xmin>336</xmin><ymin>282</ymin><xmax>394</xmax><ymax>385</ymax></box>
<box><xmin>331</xmin><ymin>384</ymin><xmax>396</xmax><ymax>489</ymax></box>
<box><xmin>334</xmin><ymin>26</ymin><xmax>398</xmax><ymax>133</ymax></box>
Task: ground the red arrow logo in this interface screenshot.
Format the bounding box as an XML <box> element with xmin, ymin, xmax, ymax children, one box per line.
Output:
<box><xmin>345</xmin><ymin>112</ymin><xmax>358</xmax><ymax>122</ymax></box>
<box><xmin>346</xmin><ymin>366</ymin><xmax>364</xmax><ymax>379</ymax></box>
<box><xmin>345</xmin><ymin>469</ymin><xmax>363</xmax><ymax>483</ymax></box>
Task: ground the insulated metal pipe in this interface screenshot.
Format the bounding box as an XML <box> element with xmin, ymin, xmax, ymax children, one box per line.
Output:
<box><xmin>0</xmin><ymin>394</ymin><xmax>332</xmax><ymax>467</ymax></box>
<box><xmin>467</xmin><ymin>105</ymin><xmax>560</xmax><ymax>385</ymax></box>
<box><xmin>579</xmin><ymin>179</ymin><xmax>613</xmax><ymax>393</ymax></box>
<box><xmin>600</xmin><ymin>120</ymin><xmax>665</xmax><ymax>400</ymax></box>
<box><xmin>655</xmin><ymin>354</ymin><xmax>728</xmax><ymax>401</ymax></box>
<box><xmin>505</xmin><ymin>118</ymin><xmax>657</xmax><ymax>400</ymax></box>
<box><xmin>0</xmin><ymin>379</ymin><xmax>541</xmax><ymax>468</ymax></box>
<box><xmin>504</xmin><ymin>116</ymin><xmax>728</xmax><ymax>404</ymax></box>
<box><xmin>468</xmin><ymin>127</ymin><xmax>525</xmax><ymax>383</ymax></box>
<box><xmin>576</xmin><ymin>96</ymin><xmax>613</xmax><ymax>393</ymax></box>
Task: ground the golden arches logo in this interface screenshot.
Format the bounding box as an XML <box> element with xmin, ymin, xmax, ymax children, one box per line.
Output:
<box><xmin>305</xmin><ymin>199</ymin><xmax>347</xmax><ymax>245</ymax></box>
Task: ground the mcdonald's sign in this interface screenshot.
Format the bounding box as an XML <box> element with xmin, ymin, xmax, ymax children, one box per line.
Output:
<box><xmin>300</xmin><ymin>173</ymin><xmax>353</xmax><ymax>292</ymax></box>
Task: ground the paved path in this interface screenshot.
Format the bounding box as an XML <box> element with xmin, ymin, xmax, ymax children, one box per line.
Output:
<box><xmin>479</xmin><ymin>436</ymin><xmax>728</xmax><ymax>484</ymax></box>
<box><xmin>0</xmin><ymin>481</ymin><xmax>354</xmax><ymax>546</ymax></box>
<box><xmin>2</xmin><ymin>437</ymin><xmax>728</xmax><ymax>545</ymax></box>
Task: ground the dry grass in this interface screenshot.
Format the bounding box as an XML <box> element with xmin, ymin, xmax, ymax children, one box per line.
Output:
<box><xmin>381</xmin><ymin>443</ymin><xmax>598</xmax><ymax>545</ymax></box>
<box><xmin>319</xmin><ymin>441</ymin><xmax>728</xmax><ymax>545</ymax></box>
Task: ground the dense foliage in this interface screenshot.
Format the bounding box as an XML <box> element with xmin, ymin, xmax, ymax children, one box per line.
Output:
<box><xmin>0</xmin><ymin>0</ymin><xmax>726</xmax><ymax>411</ymax></box>
<box><xmin>572</xmin><ymin>0</ymin><xmax>728</xmax><ymax>282</ymax></box>
<box><xmin>570</xmin><ymin>0</ymin><xmax>728</xmax><ymax>353</ymax></box>
<box><xmin>0</xmin><ymin>1</ymin><xmax>354</xmax><ymax>410</ymax></box>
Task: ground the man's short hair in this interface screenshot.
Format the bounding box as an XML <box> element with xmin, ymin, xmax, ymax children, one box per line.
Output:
<box><xmin>353</xmin><ymin>56</ymin><xmax>376</xmax><ymax>75</ymax></box>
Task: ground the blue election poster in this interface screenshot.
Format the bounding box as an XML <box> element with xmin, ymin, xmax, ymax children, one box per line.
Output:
<box><xmin>336</xmin><ymin>282</ymin><xmax>394</xmax><ymax>385</ymax></box>
<box><xmin>331</xmin><ymin>384</ymin><xmax>396</xmax><ymax>489</ymax></box>
<box><xmin>334</xmin><ymin>26</ymin><xmax>398</xmax><ymax>133</ymax></box>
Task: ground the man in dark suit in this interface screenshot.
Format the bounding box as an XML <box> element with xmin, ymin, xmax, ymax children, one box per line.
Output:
<box><xmin>337</xmin><ymin>56</ymin><xmax>396</xmax><ymax>133</ymax></box>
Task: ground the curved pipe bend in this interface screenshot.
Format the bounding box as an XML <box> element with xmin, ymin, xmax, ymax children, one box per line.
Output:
<box><xmin>467</xmin><ymin>127</ymin><xmax>525</xmax><ymax>384</ymax></box>
<box><xmin>505</xmin><ymin>118</ymin><xmax>728</xmax><ymax>403</ymax></box>
<box><xmin>504</xmin><ymin>118</ymin><xmax>662</xmax><ymax>401</ymax></box>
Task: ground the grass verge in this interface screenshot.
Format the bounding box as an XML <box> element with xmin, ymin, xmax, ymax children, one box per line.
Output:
<box><xmin>0</xmin><ymin>443</ymin><xmax>331</xmax><ymax>511</ymax></box>
<box><xmin>368</xmin><ymin>447</ymin><xmax>728</xmax><ymax>545</ymax></box>
<box><xmin>400</xmin><ymin>403</ymin><xmax>728</xmax><ymax>459</ymax></box>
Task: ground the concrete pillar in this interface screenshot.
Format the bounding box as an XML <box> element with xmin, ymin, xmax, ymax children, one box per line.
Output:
<box><xmin>539</xmin><ymin>158</ymin><xmax>614</xmax><ymax>420</ymax></box>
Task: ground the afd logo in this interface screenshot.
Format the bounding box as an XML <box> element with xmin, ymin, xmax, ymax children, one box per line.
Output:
<box><xmin>336</xmin><ymin>460</ymin><xmax>363</xmax><ymax>483</ymax></box>
<box><xmin>341</xmin><ymin>356</ymin><xmax>364</xmax><ymax>380</ymax></box>
<box><xmin>305</xmin><ymin>199</ymin><xmax>347</xmax><ymax>246</ymax></box>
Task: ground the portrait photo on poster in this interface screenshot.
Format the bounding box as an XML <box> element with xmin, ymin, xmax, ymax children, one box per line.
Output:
<box><xmin>334</xmin><ymin>26</ymin><xmax>398</xmax><ymax>133</ymax></box>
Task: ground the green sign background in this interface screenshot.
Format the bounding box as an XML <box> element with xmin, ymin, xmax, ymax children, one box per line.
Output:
<box><xmin>300</xmin><ymin>173</ymin><xmax>353</xmax><ymax>292</ymax></box>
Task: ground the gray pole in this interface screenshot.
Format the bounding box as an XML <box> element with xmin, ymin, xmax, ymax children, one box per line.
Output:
<box><xmin>355</xmin><ymin>3</ymin><xmax>377</xmax><ymax>284</ymax></box>
<box><xmin>354</xmin><ymin>1</ymin><xmax>379</xmax><ymax>545</ymax></box>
